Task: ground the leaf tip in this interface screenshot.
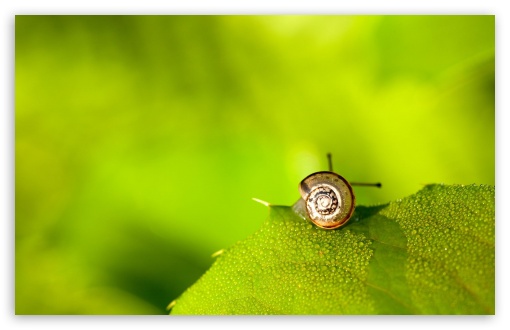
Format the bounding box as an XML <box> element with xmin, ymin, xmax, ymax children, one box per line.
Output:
<box><xmin>211</xmin><ymin>249</ymin><xmax>225</xmax><ymax>258</ymax></box>
<box><xmin>166</xmin><ymin>300</ymin><xmax>176</xmax><ymax>311</ymax></box>
<box><xmin>252</xmin><ymin>197</ymin><xmax>270</xmax><ymax>207</ymax></box>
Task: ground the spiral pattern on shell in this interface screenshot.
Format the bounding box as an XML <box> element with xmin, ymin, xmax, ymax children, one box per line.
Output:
<box><xmin>298</xmin><ymin>171</ymin><xmax>355</xmax><ymax>229</ymax></box>
<box><xmin>306</xmin><ymin>185</ymin><xmax>341</xmax><ymax>219</ymax></box>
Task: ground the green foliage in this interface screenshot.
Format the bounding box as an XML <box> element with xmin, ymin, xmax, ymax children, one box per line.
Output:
<box><xmin>170</xmin><ymin>184</ymin><xmax>495</xmax><ymax>315</ymax></box>
<box><xmin>15</xmin><ymin>16</ymin><xmax>494</xmax><ymax>314</ymax></box>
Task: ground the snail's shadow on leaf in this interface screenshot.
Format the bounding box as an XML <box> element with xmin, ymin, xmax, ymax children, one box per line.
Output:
<box><xmin>348</xmin><ymin>204</ymin><xmax>390</xmax><ymax>225</ymax></box>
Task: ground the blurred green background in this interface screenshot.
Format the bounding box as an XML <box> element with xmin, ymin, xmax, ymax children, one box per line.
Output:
<box><xmin>15</xmin><ymin>15</ymin><xmax>494</xmax><ymax>314</ymax></box>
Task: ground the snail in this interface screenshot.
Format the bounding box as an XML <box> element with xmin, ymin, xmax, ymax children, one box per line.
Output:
<box><xmin>295</xmin><ymin>153</ymin><xmax>381</xmax><ymax>230</ymax></box>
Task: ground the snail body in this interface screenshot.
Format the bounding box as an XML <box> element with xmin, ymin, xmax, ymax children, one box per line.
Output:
<box><xmin>298</xmin><ymin>171</ymin><xmax>355</xmax><ymax>230</ymax></box>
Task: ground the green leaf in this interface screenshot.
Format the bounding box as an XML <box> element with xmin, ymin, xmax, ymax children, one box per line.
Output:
<box><xmin>170</xmin><ymin>184</ymin><xmax>494</xmax><ymax>315</ymax></box>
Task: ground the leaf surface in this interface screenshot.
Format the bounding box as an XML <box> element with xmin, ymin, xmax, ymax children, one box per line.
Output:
<box><xmin>170</xmin><ymin>184</ymin><xmax>495</xmax><ymax>315</ymax></box>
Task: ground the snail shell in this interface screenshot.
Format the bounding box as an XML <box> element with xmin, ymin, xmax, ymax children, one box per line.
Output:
<box><xmin>298</xmin><ymin>171</ymin><xmax>355</xmax><ymax>229</ymax></box>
